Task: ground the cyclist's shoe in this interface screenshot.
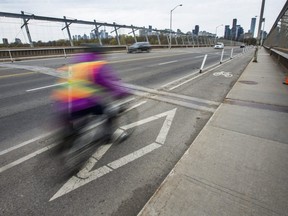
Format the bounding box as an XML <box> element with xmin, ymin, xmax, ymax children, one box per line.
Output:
<box><xmin>116</xmin><ymin>131</ymin><xmax>128</xmax><ymax>144</ymax></box>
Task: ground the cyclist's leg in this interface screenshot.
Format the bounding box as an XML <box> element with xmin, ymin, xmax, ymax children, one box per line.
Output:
<box><xmin>54</xmin><ymin>111</ymin><xmax>75</xmax><ymax>153</ymax></box>
<box><xmin>92</xmin><ymin>103</ymin><xmax>115</xmax><ymax>142</ymax></box>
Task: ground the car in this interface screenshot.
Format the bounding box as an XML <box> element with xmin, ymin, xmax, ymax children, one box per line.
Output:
<box><xmin>127</xmin><ymin>42</ymin><xmax>151</xmax><ymax>53</ymax></box>
<box><xmin>240</xmin><ymin>44</ymin><xmax>245</xmax><ymax>48</ymax></box>
<box><xmin>214</xmin><ymin>42</ymin><xmax>224</xmax><ymax>49</ymax></box>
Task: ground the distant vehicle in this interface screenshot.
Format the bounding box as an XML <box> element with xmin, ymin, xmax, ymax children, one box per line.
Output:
<box><xmin>214</xmin><ymin>42</ymin><xmax>224</xmax><ymax>49</ymax></box>
<box><xmin>127</xmin><ymin>42</ymin><xmax>151</xmax><ymax>53</ymax></box>
<box><xmin>240</xmin><ymin>44</ymin><xmax>245</xmax><ymax>48</ymax></box>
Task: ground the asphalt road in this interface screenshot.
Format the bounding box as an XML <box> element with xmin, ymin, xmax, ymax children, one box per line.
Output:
<box><xmin>0</xmin><ymin>47</ymin><xmax>253</xmax><ymax>216</ymax></box>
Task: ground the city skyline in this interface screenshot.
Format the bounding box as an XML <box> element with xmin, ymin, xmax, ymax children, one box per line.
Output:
<box><xmin>0</xmin><ymin>0</ymin><xmax>286</xmax><ymax>43</ymax></box>
<box><xmin>2</xmin><ymin>14</ymin><xmax>267</xmax><ymax>46</ymax></box>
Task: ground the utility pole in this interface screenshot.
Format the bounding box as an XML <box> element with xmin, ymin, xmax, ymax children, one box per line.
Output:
<box><xmin>253</xmin><ymin>0</ymin><xmax>265</xmax><ymax>62</ymax></box>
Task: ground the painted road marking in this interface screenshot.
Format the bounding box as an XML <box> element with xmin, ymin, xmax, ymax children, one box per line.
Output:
<box><xmin>158</xmin><ymin>60</ymin><xmax>178</xmax><ymax>66</ymax></box>
<box><xmin>213</xmin><ymin>71</ymin><xmax>233</xmax><ymax>77</ymax></box>
<box><xmin>0</xmin><ymin>143</ymin><xmax>57</xmax><ymax>174</ymax></box>
<box><xmin>0</xmin><ymin>100</ymin><xmax>145</xmax><ymax>174</ymax></box>
<box><xmin>0</xmin><ymin>130</ymin><xmax>58</xmax><ymax>156</ymax></box>
<box><xmin>123</xmin><ymin>83</ymin><xmax>220</xmax><ymax>106</ymax></box>
<box><xmin>0</xmin><ymin>71</ymin><xmax>37</xmax><ymax>79</ymax></box>
<box><xmin>50</xmin><ymin>108</ymin><xmax>177</xmax><ymax>201</ymax></box>
<box><xmin>26</xmin><ymin>82</ymin><xmax>66</xmax><ymax>92</ymax></box>
<box><xmin>0</xmin><ymin>51</ymin><xmax>193</xmax><ymax>79</ymax></box>
<box><xmin>24</xmin><ymin>80</ymin><xmax>218</xmax><ymax>112</ymax></box>
<box><xmin>167</xmin><ymin>56</ymin><xmax>235</xmax><ymax>91</ymax></box>
<box><xmin>0</xmin><ymin>63</ymin><xmax>65</xmax><ymax>78</ymax></box>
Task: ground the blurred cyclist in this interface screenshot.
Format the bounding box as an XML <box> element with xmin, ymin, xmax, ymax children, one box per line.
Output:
<box><xmin>52</xmin><ymin>44</ymin><xmax>129</xmax><ymax>152</ymax></box>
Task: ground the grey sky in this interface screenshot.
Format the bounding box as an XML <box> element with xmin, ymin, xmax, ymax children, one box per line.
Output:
<box><xmin>0</xmin><ymin>0</ymin><xmax>286</xmax><ymax>42</ymax></box>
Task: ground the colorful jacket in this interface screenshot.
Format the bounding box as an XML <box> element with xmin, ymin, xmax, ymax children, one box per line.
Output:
<box><xmin>53</xmin><ymin>60</ymin><xmax>128</xmax><ymax>113</ymax></box>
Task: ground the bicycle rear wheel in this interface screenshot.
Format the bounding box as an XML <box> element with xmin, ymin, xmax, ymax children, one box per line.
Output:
<box><xmin>63</xmin><ymin>117</ymin><xmax>104</xmax><ymax>174</ymax></box>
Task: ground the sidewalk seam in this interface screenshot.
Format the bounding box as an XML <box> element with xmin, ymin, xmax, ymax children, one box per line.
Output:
<box><xmin>207</xmin><ymin>123</ymin><xmax>288</xmax><ymax>146</ymax></box>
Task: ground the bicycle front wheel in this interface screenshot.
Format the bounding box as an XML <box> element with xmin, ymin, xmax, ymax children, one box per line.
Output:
<box><xmin>113</xmin><ymin>104</ymin><xmax>139</xmax><ymax>144</ymax></box>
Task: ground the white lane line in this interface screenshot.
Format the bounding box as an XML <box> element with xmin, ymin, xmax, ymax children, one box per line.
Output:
<box><xmin>0</xmin><ymin>143</ymin><xmax>57</xmax><ymax>174</ymax></box>
<box><xmin>128</xmin><ymin>90</ymin><xmax>216</xmax><ymax>112</ymax></box>
<box><xmin>123</xmin><ymin>83</ymin><xmax>219</xmax><ymax>106</ymax></box>
<box><xmin>158</xmin><ymin>60</ymin><xmax>178</xmax><ymax>66</ymax></box>
<box><xmin>194</xmin><ymin>55</ymin><xmax>205</xmax><ymax>58</ymax></box>
<box><xmin>0</xmin><ymin>130</ymin><xmax>57</xmax><ymax>156</ymax></box>
<box><xmin>26</xmin><ymin>82</ymin><xmax>66</xmax><ymax>92</ymax></box>
<box><xmin>160</xmin><ymin>70</ymin><xmax>199</xmax><ymax>89</ymax></box>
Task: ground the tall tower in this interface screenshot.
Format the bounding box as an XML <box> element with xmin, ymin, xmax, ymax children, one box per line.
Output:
<box><xmin>232</xmin><ymin>18</ymin><xmax>237</xmax><ymax>40</ymax></box>
<box><xmin>250</xmin><ymin>17</ymin><xmax>256</xmax><ymax>37</ymax></box>
<box><xmin>224</xmin><ymin>25</ymin><xmax>230</xmax><ymax>39</ymax></box>
<box><xmin>194</xmin><ymin>25</ymin><xmax>199</xmax><ymax>35</ymax></box>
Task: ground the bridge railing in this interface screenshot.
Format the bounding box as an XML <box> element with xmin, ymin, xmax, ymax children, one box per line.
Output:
<box><xmin>264</xmin><ymin>1</ymin><xmax>288</xmax><ymax>69</ymax></box>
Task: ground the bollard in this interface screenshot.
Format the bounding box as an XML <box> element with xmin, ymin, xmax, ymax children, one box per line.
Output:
<box><xmin>8</xmin><ymin>50</ymin><xmax>14</xmax><ymax>62</ymax></box>
<box><xmin>63</xmin><ymin>48</ymin><xmax>67</xmax><ymax>58</ymax></box>
<box><xmin>199</xmin><ymin>54</ymin><xmax>208</xmax><ymax>73</ymax></box>
<box><xmin>220</xmin><ymin>49</ymin><xmax>224</xmax><ymax>64</ymax></box>
<box><xmin>230</xmin><ymin>48</ymin><xmax>234</xmax><ymax>59</ymax></box>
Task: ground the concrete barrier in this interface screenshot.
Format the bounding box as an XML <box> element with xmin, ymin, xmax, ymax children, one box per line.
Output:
<box><xmin>265</xmin><ymin>46</ymin><xmax>288</xmax><ymax>70</ymax></box>
<box><xmin>0</xmin><ymin>44</ymin><xmax>211</xmax><ymax>62</ymax></box>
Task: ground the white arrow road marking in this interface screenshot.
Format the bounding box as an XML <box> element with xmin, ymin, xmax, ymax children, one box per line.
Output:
<box><xmin>50</xmin><ymin>108</ymin><xmax>177</xmax><ymax>201</ymax></box>
<box><xmin>0</xmin><ymin>100</ymin><xmax>146</xmax><ymax>174</ymax></box>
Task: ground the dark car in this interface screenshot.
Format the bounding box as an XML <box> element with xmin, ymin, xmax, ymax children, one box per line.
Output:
<box><xmin>240</xmin><ymin>44</ymin><xmax>245</xmax><ymax>48</ymax></box>
<box><xmin>127</xmin><ymin>42</ymin><xmax>151</xmax><ymax>53</ymax></box>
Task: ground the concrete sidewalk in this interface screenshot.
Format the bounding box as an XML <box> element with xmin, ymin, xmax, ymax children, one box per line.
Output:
<box><xmin>138</xmin><ymin>48</ymin><xmax>288</xmax><ymax>216</ymax></box>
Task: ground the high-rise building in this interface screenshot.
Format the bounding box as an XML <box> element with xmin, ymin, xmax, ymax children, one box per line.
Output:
<box><xmin>2</xmin><ymin>38</ymin><xmax>8</xmax><ymax>45</ymax></box>
<box><xmin>224</xmin><ymin>25</ymin><xmax>231</xmax><ymax>39</ymax></box>
<box><xmin>231</xmin><ymin>18</ymin><xmax>237</xmax><ymax>40</ymax></box>
<box><xmin>193</xmin><ymin>25</ymin><xmax>199</xmax><ymax>36</ymax></box>
<box><xmin>236</xmin><ymin>25</ymin><xmax>244</xmax><ymax>40</ymax></box>
<box><xmin>250</xmin><ymin>17</ymin><xmax>256</xmax><ymax>38</ymax></box>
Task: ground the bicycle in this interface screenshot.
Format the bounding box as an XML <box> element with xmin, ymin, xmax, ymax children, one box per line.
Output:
<box><xmin>56</xmin><ymin>100</ymin><xmax>139</xmax><ymax>175</ymax></box>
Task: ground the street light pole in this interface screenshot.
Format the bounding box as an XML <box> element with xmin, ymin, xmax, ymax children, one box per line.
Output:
<box><xmin>169</xmin><ymin>4</ymin><xmax>182</xmax><ymax>49</ymax></box>
<box><xmin>253</xmin><ymin>0</ymin><xmax>265</xmax><ymax>62</ymax></box>
<box><xmin>215</xmin><ymin>24</ymin><xmax>223</xmax><ymax>44</ymax></box>
<box><xmin>260</xmin><ymin>18</ymin><xmax>265</xmax><ymax>46</ymax></box>
<box><xmin>253</xmin><ymin>16</ymin><xmax>257</xmax><ymax>38</ymax></box>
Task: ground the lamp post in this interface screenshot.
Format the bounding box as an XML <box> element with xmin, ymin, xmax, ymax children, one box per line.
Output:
<box><xmin>260</xmin><ymin>18</ymin><xmax>265</xmax><ymax>46</ymax></box>
<box><xmin>169</xmin><ymin>4</ymin><xmax>182</xmax><ymax>49</ymax></box>
<box><xmin>253</xmin><ymin>0</ymin><xmax>265</xmax><ymax>62</ymax></box>
<box><xmin>252</xmin><ymin>16</ymin><xmax>257</xmax><ymax>38</ymax></box>
<box><xmin>215</xmin><ymin>24</ymin><xmax>223</xmax><ymax>44</ymax></box>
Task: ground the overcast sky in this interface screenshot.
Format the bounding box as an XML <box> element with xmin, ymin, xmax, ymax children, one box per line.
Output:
<box><xmin>0</xmin><ymin>0</ymin><xmax>286</xmax><ymax>43</ymax></box>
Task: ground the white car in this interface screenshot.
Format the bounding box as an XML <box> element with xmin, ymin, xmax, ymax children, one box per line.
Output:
<box><xmin>214</xmin><ymin>42</ymin><xmax>224</xmax><ymax>49</ymax></box>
